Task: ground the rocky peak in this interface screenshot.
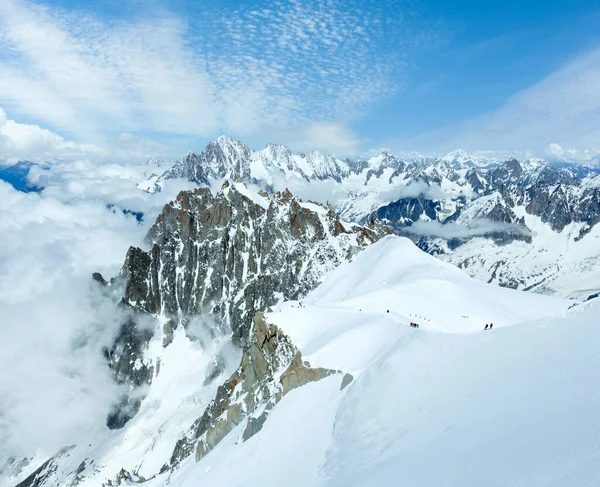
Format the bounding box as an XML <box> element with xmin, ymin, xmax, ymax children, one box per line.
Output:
<box><xmin>165</xmin><ymin>312</ymin><xmax>349</xmax><ymax>470</ymax></box>
<box><xmin>490</xmin><ymin>158</ymin><xmax>524</xmax><ymax>186</ymax></box>
<box><xmin>123</xmin><ymin>181</ymin><xmax>380</xmax><ymax>341</ymax></box>
<box><xmin>101</xmin><ymin>182</ymin><xmax>385</xmax><ymax>429</ymax></box>
<box><xmin>204</xmin><ymin>136</ymin><xmax>252</xmax><ymax>177</ymax></box>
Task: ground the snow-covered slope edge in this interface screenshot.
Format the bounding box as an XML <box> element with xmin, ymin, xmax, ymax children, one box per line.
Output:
<box><xmin>142</xmin><ymin>236</ymin><xmax>581</xmax><ymax>487</ymax></box>
<box><xmin>6</xmin><ymin>183</ymin><xmax>386</xmax><ymax>487</ymax></box>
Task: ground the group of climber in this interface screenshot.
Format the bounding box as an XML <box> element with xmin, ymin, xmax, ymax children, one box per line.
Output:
<box><xmin>484</xmin><ymin>323</ymin><xmax>494</xmax><ymax>331</ymax></box>
<box><xmin>385</xmin><ymin>310</ymin><xmax>421</xmax><ymax>328</ymax></box>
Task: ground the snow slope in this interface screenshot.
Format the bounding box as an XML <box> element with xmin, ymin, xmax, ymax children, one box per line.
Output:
<box><xmin>3</xmin><ymin>322</ymin><xmax>240</xmax><ymax>487</ymax></box>
<box><xmin>441</xmin><ymin>210</ymin><xmax>600</xmax><ymax>299</ymax></box>
<box><xmin>143</xmin><ymin>236</ymin><xmax>596</xmax><ymax>487</ymax></box>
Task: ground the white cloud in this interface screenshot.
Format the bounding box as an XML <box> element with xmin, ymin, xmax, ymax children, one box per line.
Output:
<box><xmin>403</xmin><ymin>219</ymin><xmax>531</xmax><ymax>240</ymax></box>
<box><xmin>0</xmin><ymin>180</ymin><xmax>140</xmax><ymax>459</ymax></box>
<box><xmin>0</xmin><ymin>0</ymin><xmax>429</xmax><ymax>153</ymax></box>
<box><xmin>282</xmin><ymin>122</ymin><xmax>365</xmax><ymax>156</ymax></box>
<box><xmin>398</xmin><ymin>44</ymin><xmax>600</xmax><ymax>161</ymax></box>
<box><xmin>0</xmin><ymin>107</ymin><xmax>171</xmax><ymax>163</ymax></box>
<box><xmin>545</xmin><ymin>143</ymin><xmax>600</xmax><ymax>165</ymax></box>
<box><xmin>0</xmin><ymin>107</ymin><xmax>103</xmax><ymax>162</ymax></box>
<box><xmin>0</xmin><ymin>156</ymin><xmax>197</xmax><ymax>462</ymax></box>
<box><xmin>378</xmin><ymin>181</ymin><xmax>451</xmax><ymax>203</ymax></box>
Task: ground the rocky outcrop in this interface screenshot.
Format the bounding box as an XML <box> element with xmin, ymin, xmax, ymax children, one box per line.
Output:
<box><xmin>145</xmin><ymin>136</ymin><xmax>600</xmax><ymax>250</ymax></box>
<box><xmin>118</xmin><ymin>183</ymin><xmax>381</xmax><ymax>343</ymax></box>
<box><xmin>100</xmin><ymin>182</ymin><xmax>382</xmax><ymax>429</ymax></box>
<box><xmin>164</xmin><ymin>313</ymin><xmax>345</xmax><ymax>470</ymax></box>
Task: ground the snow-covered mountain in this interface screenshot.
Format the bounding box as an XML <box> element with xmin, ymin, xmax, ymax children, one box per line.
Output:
<box><xmin>153</xmin><ymin>238</ymin><xmax>598</xmax><ymax>487</ymax></box>
<box><xmin>10</xmin><ymin>230</ymin><xmax>595</xmax><ymax>486</ymax></box>
<box><xmin>4</xmin><ymin>182</ymin><xmax>386</xmax><ymax>487</ymax></box>
<box><xmin>139</xmin><ymin>136</ymin><xmax>354</xmax><ymax>194</ymax></box>
<box><xmin>440</xmin><ymin>148</ymin><xmax>500</xmax><ymax>169</ymax></box>
<box><xmin>7</xmin><ymin>137</ymin><xmax>600</xmax><ymax>487</ymax></box>
<box><xmin>140</xmin><ymin>136</ymin><xmax>600</xmax><ymax>298</ymax></box>
<box><xmin>8</xmin><ymin>163</ymin><xmax>600</xmax><ymax>487</ymax></box>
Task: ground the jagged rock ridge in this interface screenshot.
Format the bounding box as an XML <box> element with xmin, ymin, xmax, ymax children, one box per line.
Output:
<box><xmin>164</xmin><ymin>312</ymin><xmax>349</xmax><ymax>472</ymax></box>
<box><xmin>6</xmin><ymin>182</ymin><xmax>382</xmax><ymax>487</ymax></box>
<box><xmin>118</xmin><ymin>181</ymin><xmax>381</xmax><ymax>342</ymax></box>
<box><xmin>103</xmin><ymin>181</ymin><xmax>383</xmax><ymax>427</ymax></box>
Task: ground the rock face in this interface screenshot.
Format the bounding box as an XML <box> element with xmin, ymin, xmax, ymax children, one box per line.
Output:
<box><xmin>145</xmin><ymin>136</ymin><xmax>600</xmax><ymax>254</ymax></box>
<box><xmin>164</xmin><ymin>313</ymin><xmax>343</xmax><ymax>470</ymax></box>
<box><xmin>101</xmin><ymin>182</ymin><xmax>384</xmax><ymax>428</ymax></box>
<box><xmin>118</xmin><ymin>182</ymin><xmax>381</xmax><ymax>343</ymax></box>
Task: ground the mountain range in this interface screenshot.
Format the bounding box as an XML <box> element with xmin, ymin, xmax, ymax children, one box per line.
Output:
<box><xmin>140</xmin><ymin>136</ymin><xmax>600</xmax><ymax>298</ymax></box>
<box><xmin>5</xmin><ymin>136</ymin><xmax>600</xmax><ymax>487</ymax></box>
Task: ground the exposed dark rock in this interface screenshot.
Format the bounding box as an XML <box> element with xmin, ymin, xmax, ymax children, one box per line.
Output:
<box><xmin>100</xmin><ymin>183</ymin><xmax>384</xmax><ymax>429</ymax></box>
<box><xmin>92</xmin><ymin>272</ymin><xmax>108</xmax><ymax>286</ymax></box>
<box><xmin>164</xmin><ymin>313</ymin><xmax>343</xmax><ymax>469</ymax></box>
<box><xmin>340</xmin><ymin>373</ymin><xmax>354</xmax><ymax>390</ymax></box>
<box><xmin>375</xmin><ymin>196</ymin><xmax>441</xmax><ymax>229</ymax></box>
<box><xmin>105</xmin><ymin>394</ymin><xmax>143</xmax><ymax>430</ymax></box>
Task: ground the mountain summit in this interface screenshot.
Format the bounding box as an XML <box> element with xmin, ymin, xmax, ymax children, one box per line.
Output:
<box><xmin>139</xmin><ymin>136</ymin><xmax>600</xmax><ymax>298</ymax></box>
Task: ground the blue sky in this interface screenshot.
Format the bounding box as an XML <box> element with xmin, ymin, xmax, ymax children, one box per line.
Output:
<box><xmin>371</xmin><ymin>0</ymin><xmax>600</xmax><ymax>142</ymax></box>
<box><xmin>0</xmin><ymin>0</ymin><xmax>599</xmax><ymax>161</ymax></box>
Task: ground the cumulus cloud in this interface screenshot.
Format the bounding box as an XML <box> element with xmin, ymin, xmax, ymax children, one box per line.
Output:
<box><xmin>403</xmin><ymin>219</ymin><xmax>532</xmax><ymax>240</ymax></box>
<box><xmin>0</xmin><ymin>107</ymin><xmax>173</xmax><ymax>163</ymax></box>
<box><xmin>396</xmin><ymin>43</ymin><xmax>600</xmax><ymax>161</ymax></box>
<box><xmin>0</xmin><ymin>107</ymin><xmax>103</xmax><ymax>162</ymax></box>
<box><xmin>545</xmin><ymin>143</ymin><xmax>600</xmax><ymax>165</ymax></box>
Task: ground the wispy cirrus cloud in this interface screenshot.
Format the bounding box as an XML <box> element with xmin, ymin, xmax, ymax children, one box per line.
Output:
<box><xmin>0</xmin><ymin>0</ymin><xmax>433</xmax><ymax>156</ymax></box>
<box><xmin>396</xmin><ymin>43</ymin><xmax>600</xmax><ymax>162</ymax></box>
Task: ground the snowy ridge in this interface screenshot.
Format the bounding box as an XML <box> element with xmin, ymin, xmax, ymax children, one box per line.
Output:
<box><xmin>132</xmin><ymin>236</ymin><xmax>588</xmax><ymax>487</ymax></box>
<box><xmin>4</xmin><ymin>182</ymin><xmax>386</xmax><ymax>487</ymax></box>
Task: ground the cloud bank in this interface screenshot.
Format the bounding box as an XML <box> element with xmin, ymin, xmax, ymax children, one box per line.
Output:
<box><xmin>0</xmin><ymin>159</ymin><xmax>197</xmax><ymax>465</ymax></box>
<box><xmin>0</xmin><ymin>181</ymin><xmax>139</xmax><ymax>460</ymax></box>
<box><xmin>0</xmin><ymin>107</ymin><xmax>170</xmax><ymax>163</ymax></box>
<box><xmin>378</xmin><ymin>180</ymin><xmax>453</xmax><ymax>204</ymax></box>
<box><xmin>404</xmin><ymin>219</ymin><xmax>532</xmax><ymax>240</ymax></box>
